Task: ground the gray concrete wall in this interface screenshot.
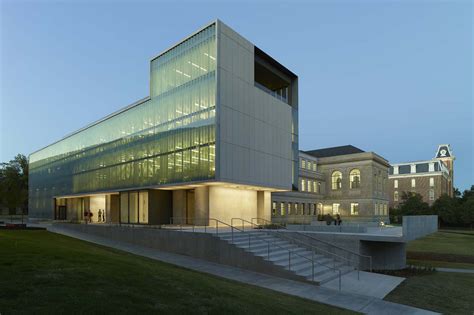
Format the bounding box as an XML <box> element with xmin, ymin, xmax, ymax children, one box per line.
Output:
<box><xmin>402</xmin><ymin>215</ymin><xmax>438</xmax><ymax>241</ymax></box>
<box><xmin>53</xmin><ymin>223</ymin><xmax>307</xmax><ymax>283</ymax></box>
<box><xmin>360</xmin><ymin>241</ymin><xmax>406</xmax><ymax>270</ymax></box>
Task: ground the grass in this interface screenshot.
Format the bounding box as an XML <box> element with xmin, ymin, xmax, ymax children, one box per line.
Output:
<box><xmin>0</xmin><ymin>230</ymin><xmax>354</xmax><ymax>314</ymax></box>
<box><xmin>406</xmin><ymin>230</ymin><xmax>474</xmax><ymax>269</ymax></box>
<box><xmin>384</xmin><ymin>272</ymin><xmax>474</xmax><ymax>315</ymax></box>
<box><xmin>384</xmin><ymin>229</ymin><xmax>474</xmax><ymax>314</ymax></box>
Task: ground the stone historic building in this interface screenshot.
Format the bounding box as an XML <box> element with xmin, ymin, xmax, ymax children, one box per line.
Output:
<box><xmin>388</xmin><ymin>144</ymin><xmax>454</xmax><ymax>207</ymax></box>
<box><xmin>271</xmin><ymin>145</ymin><xmax>390</xmax><ymax>223</ymax></box>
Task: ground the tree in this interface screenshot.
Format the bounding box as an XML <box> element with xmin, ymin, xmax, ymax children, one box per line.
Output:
<box><xmin>431</xmin><ymin>194</ymin><xmax>460</xmax><ymax>226</ymax></box>
<box><xmin>397</xmin><ymin>192</ymin><xmax>430</xmax><ymax>215</ymax></box>
<box><xmin>460</xmin><ymin>198</ymin><xmax>474</xmax><ymax>229</ymax></box>
<box><xmin>0</xmin><ymin>154</ymin><xmax>29</xmax><ymax>215</ymax></box>
<box><xmin>461</xmin><ymin>185</ymin><xmax>474</xmax><ymax>201</ymax></box>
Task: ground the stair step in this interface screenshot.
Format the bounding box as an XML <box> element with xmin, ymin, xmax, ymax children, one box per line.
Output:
<box><xmin>309</xmin><ymin>266</ymin><xmax>354</xmax><ymax>284</ymax></box>
<box><xmin>294</xmin><ymin>265</ymin><xmax>332</xmax><ymax>278</ymax></box>
<box><xmin>230</xmin><ymin>238</ymin><xmax>287</xmax><ymax>246</ymax></box>
<box><xmin>253</xmin><ymin>247</ymin><xmax>311</xmax><ymax>259</ymax></box>
<box><xmin>215</xmin><ymin>228</ymin><xmax>366</xmax><ymax>287</ymax></box>
<box><xmin>246</xmin><ymin>242</ymin><xmax>296</xmax><ymax>253</ymax></box>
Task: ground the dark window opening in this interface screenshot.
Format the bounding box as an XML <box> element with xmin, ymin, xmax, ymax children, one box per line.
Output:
<box><xmin>254</xmin><ymin>47</ymin><xmax>296</xmax><ymax>105</ymax></box>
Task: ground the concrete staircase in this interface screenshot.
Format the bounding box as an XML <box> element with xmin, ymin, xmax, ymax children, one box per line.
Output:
<box><xmin>217</xmin><ymin>230</ymin><xmax>354</xmax><ymax>285</ymax></box>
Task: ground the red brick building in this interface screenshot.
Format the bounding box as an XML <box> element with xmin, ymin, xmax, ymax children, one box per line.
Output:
<box><xmin>388</xmin><ymin>145</ymin><xmax>454</xmax><ymax>208</ymax></box>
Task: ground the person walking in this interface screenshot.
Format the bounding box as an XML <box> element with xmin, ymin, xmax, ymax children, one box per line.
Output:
<box><xmin>98</xmin><ymin>209</ymin><xmax>102</xmax><ymax>223</ymax></box>
<box><xmin>336</xmin><ymin>214</ymin><xmax>342</xmax><ymax>226</ymax></box>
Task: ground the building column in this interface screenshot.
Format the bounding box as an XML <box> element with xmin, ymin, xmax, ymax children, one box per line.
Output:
<box><xmin>194</xmin><ymin>186</ymin><xmax>209</xmax><ymax>225</ymax></box>
<box><xmin>172</xmin><ymin>190</ymin><xmax>186</xmax><ymax>223</ymax></box>
<box><xmin>257</xmin><ymin>191</ymin><xmax>271</xmax><ymax>222</ymax></box>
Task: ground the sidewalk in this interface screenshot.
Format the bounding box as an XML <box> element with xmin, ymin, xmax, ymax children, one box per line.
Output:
<box><xmin>46</xmin><ymin>225</ymin><xmax>439</xmax><ymax>315</ymax></box>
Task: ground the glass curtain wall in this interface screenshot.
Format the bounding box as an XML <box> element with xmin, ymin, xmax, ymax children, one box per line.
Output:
<box><xmin>29</xmin><ymin>24</ymin><xmax>217</xmax><ymax>218</ymax></box>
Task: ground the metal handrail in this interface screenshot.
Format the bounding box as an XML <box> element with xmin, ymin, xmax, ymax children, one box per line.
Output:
<box><xmin>166</xmin><ymin>217</ymin><xmax>342</xmax><ymax>289</ymax></box>
<box><xmin>168</xmin><ymin>217</ymin><xmax>242</xmax><ymax>238</ymax></box>
<box><xmin>294</xmin><ymin>232</ymin><xmax>372</xmax><ymax>272</ymax></box>
<box><xmin>250</xmin><ymin>219</ymin><xmax>356</xmax><ymax>270</ymax></box>
<box><xmin>252</xmin><ymin>217</ymin><xmax>372</xmax><ymax>272</ymax></box>
<box><xmin>231</xmin><ymin>217</ymin><xmax>343</xmax><ymax>286</ymax></box>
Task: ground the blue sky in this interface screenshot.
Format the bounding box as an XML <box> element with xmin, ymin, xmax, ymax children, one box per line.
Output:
<box><xmin>1</xmin><ymin>0</ymin><xmax>472</xmax><ymax>190</ymax></box>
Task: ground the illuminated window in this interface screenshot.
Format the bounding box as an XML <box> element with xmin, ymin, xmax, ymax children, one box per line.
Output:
<box><xmin>272</xmin><ymin>202</ymin><xmax>276</xmax><ymax>215</ymax></box>
<box><xmin>332</xmin><ymin>203</ymin><xmax>340</xmax><ymax>215</ymax></box>
<box><xmin>301</xmin><ymin>159</ymin><xmax>306</xmax><ymax>169</ymax></box>
<box><xmin>332</xmin><ymin>171</ymin><xmax>342</xmax><ymax>190</ymax></box>
<box><xmin>430</xmin><ymin>177</ymin><xmax>434</xmax><ymax>187</ymax></box>
<box><xmin>350</xmin><ymin>169</ymin><xmax>361</xmax><ymax>189</ymax></box>
<box><xmin>350</xmin><ymin>203</ymin><xmax>359</xmax><ymax>215</ymax></box>
<box><xmin>313</xmin><ymin>181</ymin><xmax>317</xmax><ymax>193</ymax></box>
<box><xmin>317</xmin><ymin>203</ymin><xmax>323</xmax><ymax>214</ymax></box>
<box><xmin>307</xmin><ymin>161</ymin><xmax>312</xmax><ymax>170</ymax></box>
<box><xmin>374</xmin><ymin>203</ymin><xmax>378</xmax><ymax>215</ymax></box>
<box><xmin>301</xmin><ymin>179</ymin><xmax>305</xmax><ymax>191</ymax></box>
<box><xmin>280</xmin><ymin>202</ymin><xmax>285</xmax><ymax>216</ymax></box>
<box><xmin>394</xmin><ymin>191</ymin><xmax>399</xmax><ymax>201</ymax></box>
<box><xmin>313</xmin><ymin>163</ymin><xmax>317</xmax><ymax>171</ymax></box>
<box><xmin>394</xmin><ymin>180</ymin><xmax>398</xmax><ymax>188</ymax></box>
<box><xmin>411</xmin><ymin>179</ymin><xmax>416</xmax><ymax>188</ymax></box>
<box><xmin>307</xmin><ymin>180</ymin><xmax>312</xmax><ymax>192</ymax></box>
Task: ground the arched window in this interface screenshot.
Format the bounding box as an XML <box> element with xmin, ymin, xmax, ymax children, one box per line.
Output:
<box><xmin>350</xmin><ymin>169</ymin><xmax>361</xmax><ymax>189</ymax></box>
<box><xmin>331</xmin><ymin>171</ymin><xmax>342</xmax><ymax>190</ymax></box>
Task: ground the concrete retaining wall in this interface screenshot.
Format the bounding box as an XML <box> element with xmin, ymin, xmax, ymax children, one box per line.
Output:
<box><xmin>52</xmin><ymin>223</ymin><xmax>305</xmax><ymax>282</ymax></box>
<box><xmin>402</xmin><ymin>215</ymin><xmax>438</xmax><ymax>241</ymax></box>
<box><xmin>287</xmin><ymin>224</ymin><xmax>367</xmax><ymax>233</ymax></box>
<box><xmin>360</xmin><ymin>241</ymin><xmax>406</xmax><ymax>270</ymax></box>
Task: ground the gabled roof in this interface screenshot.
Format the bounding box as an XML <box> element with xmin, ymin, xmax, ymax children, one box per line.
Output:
<box><xmin>304</xmin><ymin>145</ymin><xmax>365</xmax><ymax>158</ymax></box>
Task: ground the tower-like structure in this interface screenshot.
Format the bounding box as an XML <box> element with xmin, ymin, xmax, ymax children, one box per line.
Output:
<box><xmin>434</xmin><ymin>144</ymin><xmax>455</xmax><ymax>197</ymax></box>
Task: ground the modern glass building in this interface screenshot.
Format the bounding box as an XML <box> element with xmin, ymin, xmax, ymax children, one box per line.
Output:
<box><xmin>29</xmin><ymin>20</ymin><xmax>298</xmax><ymax>225</ymax></box>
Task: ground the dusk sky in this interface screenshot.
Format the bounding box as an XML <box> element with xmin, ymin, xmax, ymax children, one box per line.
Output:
<box><xmin>1</xmin><ymin>1</ymin><xmax>472</xmax><ymax>190</ymax></box>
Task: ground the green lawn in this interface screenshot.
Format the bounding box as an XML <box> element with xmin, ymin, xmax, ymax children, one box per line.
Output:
<box><xmin>384</xmin><ymin>229</ymin><xmax>474</xmax><ymax>314</ymax></box>
<box><xmin>0</xmin><ymin>230</ymin><xmax>354</xmax><ymax>314</ymax></box>
<box><xmin>406</xmin><ymin>230</ymin><xmax>474</xmax><ymax>269</ymax></box>
<box><xmin>384</xmin><ymin>272</ymin><xmax>474</xmax><ymax>315</ymax></box>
